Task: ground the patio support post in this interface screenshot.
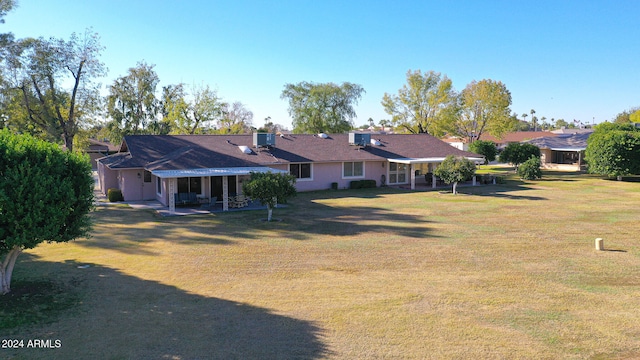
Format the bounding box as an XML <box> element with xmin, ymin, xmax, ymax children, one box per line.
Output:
<box><xmin>222</xmin><ymin>176</ymin><xmax>229</xmax><ymax>211</ymax></box>
<box><xmin>169</xmin><ymin>178</ymin><xmax>176</xmax><ymax>215</ymax></box>
<box><xmin>432</xmin><ymin>173</ymin><xmax>437</xmax><ymax>189</ymax></box>
<box><xmin>410</xmin><ymin>164</ymin><xmax>416</xmax><ymax>190</ymax></box>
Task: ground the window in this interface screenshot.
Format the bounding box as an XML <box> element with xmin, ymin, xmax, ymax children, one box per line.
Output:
<box><xmin>177</xmin><ymin>177</ymin><xmax>202</xmax><ymax>194</ymax></box>
<box><xmin>343</xmin><ymin>161</ymin><xmax>364</xmax><ymax>177</ymax></box>
<box><xmin>388</xmin><ymin>162</ymin><xmax>408</xmax><ymax>184</ymax></box>
<box><xmin>156</xmin><ymin>177</ymin><xmax>162</xmax><ymax>194</ymax></box>
<box><xmin>143</xmin><ymin>170</ymin><xmax>152</xmax><ymax>183</ymax></box>
<box><xmin>290</xmin><ymin>163</ymin><xmax>312</xmax><ymax>179</ymax></box>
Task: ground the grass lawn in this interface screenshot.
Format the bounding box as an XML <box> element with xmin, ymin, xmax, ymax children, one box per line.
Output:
<box><xmin>3</xmin><ymin>172</ymin><xmax>640</xmax><ymax>359</ymax></box>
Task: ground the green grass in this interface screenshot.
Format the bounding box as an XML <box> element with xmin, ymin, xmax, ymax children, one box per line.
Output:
<box><xmin>3</xmin><ymin>172</ymin><xmax>640</xmax><ymax>359</ymax></box>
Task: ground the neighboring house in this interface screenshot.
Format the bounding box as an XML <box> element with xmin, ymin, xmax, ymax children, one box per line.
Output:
<box><xmin>97</xmin><ymin>133</ymin><xmax>483</xmax><ymax>213</ymax></box>
<box><xmin>479</xmin><ymin>131</ymin><xmax>559</xmax><ymax>149</ymax></box>
<box><xmin>441</xmin><ymin>136</ymin><xmax>469</xmax><ymax>151</ymax></box>
<box><xmin>86</xmin><ymin>139</ymin><xmax>119</xmax><ymax>170</ymax></box>
<box><xmin>523</xmin><ymin>131</ymin><xmax>593</xmax><ymax>171</ymax></box>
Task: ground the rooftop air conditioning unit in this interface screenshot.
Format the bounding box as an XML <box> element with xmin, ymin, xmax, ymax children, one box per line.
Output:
<box><xmin>253</xmin><ymin>133</ymin><xmax>276</xmax><ymax>148</ymax></box>
<box><xmin>349</xmin><ymin>132</ymin><xmax>371</xmax><ymax>146</ymax></box>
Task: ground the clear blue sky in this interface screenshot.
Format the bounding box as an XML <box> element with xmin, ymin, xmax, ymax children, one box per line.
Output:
<box><xmin>6</xmin><ymin>0</ymin><xmax>640</xmax><ymax>130</ymax></box>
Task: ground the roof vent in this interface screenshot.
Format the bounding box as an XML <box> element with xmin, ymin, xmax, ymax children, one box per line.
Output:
<box><xmin>253</xmin><ymin>133</ymin><xmax>276</xmax><ymax>148</ymax></box>
<box><xmin>318</xmin><ymin>133</ymin><xmax>328</xmax><ymax>139</ymax></box>
<box><xmin>238</xmin><ymin>145</ymin><xmax>252</xmax><ymax>154</ymax></box>
<box><xmin>349</xmin><ymin>132</ymin><xmax>371</xmax><ymax>146</ymax></box>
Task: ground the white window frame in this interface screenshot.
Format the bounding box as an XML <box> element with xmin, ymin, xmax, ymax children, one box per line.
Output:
<box><xmin>342</xmin><ymin>161</ymin><xmax>365</xmax><ymax>178</ymax></box>
<box><xmin>388</xmin><ymin>162</ymin><xmax>409</xmax><ymax>184</ymax></box>
<box><xmin>289</xmin><ymin>163</ymin><xmax>313</xmax><ymax>181</ymax></box>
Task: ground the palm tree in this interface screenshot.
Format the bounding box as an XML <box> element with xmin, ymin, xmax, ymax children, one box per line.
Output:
<box><xmin>530</xmin><ymin>109</ymin><xmax>536</xmax><ymax>131</ymax></box>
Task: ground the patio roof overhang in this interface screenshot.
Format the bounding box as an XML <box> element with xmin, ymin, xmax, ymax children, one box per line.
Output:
<box><xmin>388</xmin><ymin>156</ymin><xmax>485</xmax><ymax>164</ymax></box>
<box><xmin>150</xmin><ymin>166</ymin><xmax>289</xmax><ymax>179</ymax></box>
<box><xmin>547</xmin><ymin>147</ymin><xmax>586</xmax><ymax>152</ymax></box>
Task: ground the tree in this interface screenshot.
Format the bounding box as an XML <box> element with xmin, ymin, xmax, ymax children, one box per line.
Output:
<box><xmin>585</xmin><ymin>123</ymin><xmax>640</xmax><ymax>180</ymax></box>
<box><xmin>630</xmin><ymin>109</ymin><xmax>640</xmax><ymax>124</ymax></box>
<box><xmin>281</xmin><ymin>81</ymin><xmax>364</xmax><ymax>134</ymax></box>
<box><xmin>433</xmin><ymin>155</ymin><xmax>476</xmax><ymax>195</ymax></box>
<box><xmin>469</xmin><ymin>140</ymin><xmax>497</xmax><ymax>164</ymax></box>
<box><xmin>162</xmin><ymin>84</ymin><xmax>225</xmax><ymax>134</ymax></box>
<box><xmin>452</xmin><ymin>79</ymin><xmax>514</xmax><ymax>143</ymax></box>
<box><xmin>1</xmin><ymin>29</ymin><xmax>106</xmax><ymax>151</ymax></box>
<box><xmin>0</xmin><ymin>129</ymin><xmax>94</xmax><ymax>294</ymax></box>
<box><xmin>242</xmin><ymin>171</ymin><xmax>297</xmax><ymax>221</ymax></box>
<box><xmin>612</xmin><ymin>107</ymin><xmax>639</xmax><ymax>124</ymax></box>
<box><xmin>378</xmin><ymin>119</ymin><xmax>391</xmax><ymax>132</ymax></box>
<box><xmin>257</xmin><ymin>116</ymin><xmax>287</xmax><ymax>133</ymax></box>
<box><xmin>105</xmin><ymin>62</ymin><xmax>161</xmax><ymax>143</ymax></box>
<box><xmin>217</xmin><ymin>101</ymin><xmax>253</xmax><ymax>134</ymax></box>
<box><xmin>381</xmin><ymin>70</ymin><xmax>455</xmax><ymax>135</ymax></box>
<box><xmin>518</xmin><ymin>156</ymin><xmax>542</xmax><ymax>180</ymax></box>
<box><xmin>530</xmin><ymin>109</ymin><xmax>536</xmax><ymax>131</ymax></box>
<box><xmin>499</xmin><ymin>142</ymin><xmax>541</xmax><ymax>169</ymax></box>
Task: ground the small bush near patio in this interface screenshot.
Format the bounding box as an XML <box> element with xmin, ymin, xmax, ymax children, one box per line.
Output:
<box><xmin>518</xmin><ymin>156</ymin><xmax>542</xmax><ymax>180</ymax></box>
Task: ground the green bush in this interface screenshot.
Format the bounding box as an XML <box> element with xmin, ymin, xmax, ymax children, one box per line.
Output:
<box><xmin>518</xmin><ymin>156</ymin><xmax>542</xmax><ymax>180</ymax></box>
<box><xmin>361</xmin><ymin>180</ymin><xmax>377</xmax><ymax>188</ymax></box>
<box><xmin>107</xmin><ymin>188</ymin><xmax>124</xmax><ymax>202</ymax></box>
<box><xmin>350</xmin><ymin>180</ymin><xmax>377</xmax><ymax>189</ymax></box>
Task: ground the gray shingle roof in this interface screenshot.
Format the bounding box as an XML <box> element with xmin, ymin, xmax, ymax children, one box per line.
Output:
<box><xmin>100</xmin><ymin>133</ymin><xmax>482</xmax><ymax>170</ymax></box>
<box><xmin>523</xmin><ymin>132</ymin><xmax>592</xmax><ymax>151</ymax></box>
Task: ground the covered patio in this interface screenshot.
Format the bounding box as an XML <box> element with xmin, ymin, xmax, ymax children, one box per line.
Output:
<box><xmin>388</xmin><ymin>156</ymin><xmax>485</xmax><ymax>190</ymax></box>
<box><xmin>151</xmin><ymin>167</ymin><xmax>289</xmax><ymax>215</ymax></box>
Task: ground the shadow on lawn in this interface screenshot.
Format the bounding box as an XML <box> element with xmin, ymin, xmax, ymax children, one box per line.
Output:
<box><xmin>81</xmin><ymin>192</ymin><xmax>438</xmax><ymax>251</ymax></box>
<box><xmin>6</xmin><ymin>254</ymin><xmax>331</xmax><ymax>360</ymax></box>
<box><xmin>460</xmin><ymin>182</ymin><xmax>548</xmax><ymax>201</ymax></box>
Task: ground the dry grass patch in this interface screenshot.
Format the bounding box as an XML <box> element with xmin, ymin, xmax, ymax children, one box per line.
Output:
<box><xmin>3</xmin><ymin>173</ymin><xmax>640</xmax><ymax>359</ymax></box>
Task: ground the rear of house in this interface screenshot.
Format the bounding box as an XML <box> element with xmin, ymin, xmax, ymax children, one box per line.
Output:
<box><xmin>97</xmin><ymin>132</ymin><xmax>483</xmax><ymax>212</ymax></box>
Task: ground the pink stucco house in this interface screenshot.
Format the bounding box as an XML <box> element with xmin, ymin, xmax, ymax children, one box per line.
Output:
<box><xmin>97</xmin><ymin>132</ymin><xmax>483</xmax><ymax>213</ymax></box>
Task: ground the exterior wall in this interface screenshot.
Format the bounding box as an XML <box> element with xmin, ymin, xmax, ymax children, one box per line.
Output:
<box><xmin>277</xmin><ymin>161</ymin><xmax>387</xmax><ymax>192</ymax></box>
<box><xmin>97</xmin><ymin>162</ymin><xmax>119</xmax><ymax>196</ymax></box>
<box><xmin>540</xmin><ymin>149</ymin><xmax>553</xmax><ymax>164</ymax></box>
<box><xmin>118</xmin><ymin>169</ymin><xmax>155</xmax><ymax>201</ymax></box>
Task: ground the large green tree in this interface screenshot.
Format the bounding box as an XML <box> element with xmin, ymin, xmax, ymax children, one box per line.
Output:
<box><xmin>161</xmin><ymin>84</ymin><xmax>226</xmax><ymax>134</ymax></box>
<box><xmin>452</xmin><ymin>79</ymin><xmax>514</xmax><ymax>143</ymax></box>
<box><xmin>1</xmin><ymin>29</ymin><xmax>105</xmax><ymax>151</ymax></box>
<box><xmin>585</xmin><ymin>123</ymin><xmax>640</xmax><ymax>180</ymax></box>
<box><xmin>281</xmin><ymin>81</ymin><xmax>365</xmax><ymax>134</ymax></box>
<box><xmin>0</xmin><ymin>129</ymin><xmax>94</xmax><ymax>294</ymax></box>
<box><xmin>381</xmin><ymin>70</ymin><xmax>455</xmax><ymax>135</ymax></box>
<box><xmin>242</xmin><ymin>171</ymin><xmax>296</xmax><ymax>221</ymax></box>
<box><xmin>105</xmin><ymin>61</ymin><xmax>161</xmax><ymax>143</ymax></box>
<box><xmin>469</xmin><ymin>140</ymin><xmax>497</xmax><ymax>164</ymax></box>
<box><xmin>433</xmin><ymin>155</ymin><xmax>476</xmax><ymax>195</ymax></box>
<box><xmin>499</xmin><ymin>142</ymin><xmax>541</xmax><ymax>169</ymax></box>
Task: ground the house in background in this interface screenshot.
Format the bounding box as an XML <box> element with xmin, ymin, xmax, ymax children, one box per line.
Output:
<box><xmin>97</xmin><ymin>133</ymin><xmax>483</xmax><ymax>213</ymax></box>
<box><xmin>479</xmin><ymin>131</ymin><xmax>560</xmax><ymax>149</ymax></box>
<box><xmin>523</xmin><ymin>131</ymin><xmax>593</xmax><ymax>171</ymax></box>
<box><xmin>86</xmin><ymin>139</ymin><xmax>119</xmax><ymax>170</ymax></box>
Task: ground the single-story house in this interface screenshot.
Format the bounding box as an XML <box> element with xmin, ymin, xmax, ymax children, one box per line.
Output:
<box><xmin>479</xmin><ymin>131</ymin><xmax>560</xmax><ymax>149</ymax></box>
<box><xmin>87</xmin><ymin>139</ymin><xmax>119</xmax><ymax>170</ymax></box>
<box><xmin>523</xmin><ymin>131</ymin><xmax>593</xmax><ymax>171</ymax></box>
<box><xmin>97</xmin><ymin>132</ymin><xmax>483</xmax><ymax>213</ymax></box>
